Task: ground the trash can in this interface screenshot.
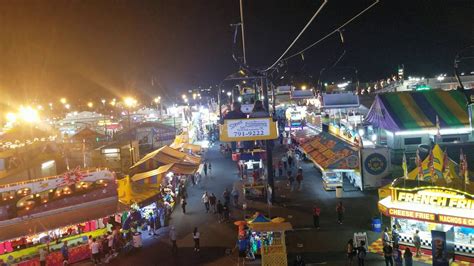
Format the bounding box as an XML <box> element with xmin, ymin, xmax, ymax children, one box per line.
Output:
<box><xmin>336</xmin><ymin>186</ymin><xmax>343</xmax><ymax>198</ymax></box>
<box><xmin>372</xmin><ymin>218</ymin><xmax>382</xmax><ymax>232</ymax></box>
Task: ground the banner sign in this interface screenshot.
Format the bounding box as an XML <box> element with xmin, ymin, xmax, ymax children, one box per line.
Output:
<box><xmin>394</xmin><ymin>187</ymin><xmax>474</xmax><ymax>210</ymax></box>
<box><xmin>380</xmin><ymin>207</ymin><xmax>474</xmax><ymax>228</ymax></box>
<box><xmin>220</xmin><ymin>118</ymin><xmax>278</xmax><ymax>142</ymax></box>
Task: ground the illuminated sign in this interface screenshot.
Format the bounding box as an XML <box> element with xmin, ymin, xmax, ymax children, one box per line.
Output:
<box><xmin>438</xmin><ymin>215</ymin><xmax>474</xmax><ymax>227</ymax></box>
<box><xmin>220</xmin><ymin>118</ymin><xmax>278</xmax><ymax>142</ymax></box>
<box><xmin>388</xmin><ymin>208</ymin><xmax>436</xmax><ymax>222</ymax></box>
<box><xmin>395</xmin><ymin>188</ymin><xmax>474</xmax><ymax>210</ymax></box>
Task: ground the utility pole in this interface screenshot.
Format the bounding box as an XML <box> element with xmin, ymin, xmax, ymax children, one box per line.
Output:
<box><xmin>262</xmin><ymin>77</ymin><xmax>275</xmax><ymax>203</ymax></box>
<box><xmin>239</xmin><ymin>0</ymin><xmax>247</xmax><ymax>65</ymax></box>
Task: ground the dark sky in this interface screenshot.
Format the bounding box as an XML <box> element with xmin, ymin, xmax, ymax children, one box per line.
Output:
<box><xmin>0</xmin><ymin>0</ymin><xmax>472</xmax><ymax>104</ymax></box>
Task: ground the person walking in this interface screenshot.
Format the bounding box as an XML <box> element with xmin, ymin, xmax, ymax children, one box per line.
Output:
<box><xmin>293</xmin><ymin>255</ymin><xmax>305</xmax><ymax>266</ymax></box>
<box><xmin>223</xmin><ymin>203</ymin><xmax>230</xmax><ymax>222</ymax></box>
<box><xmin>193</xmin><ymin>227</ymin><xmax>200</xmax><ymax>252</ymax></box>
<box><xmin>169</xmin><ymin>226</ymin><xmax>178</xmax><ymax>254</ymax></box>
<box><xmin>223</xmin><ymin>188</ymin><xmax>231</xmax><ymax>206</ymax></box>
<box><xmin>231</xmin><ymin>187</ymin><xmax>239</xmax><ymax>207</ymax></box>
<box><xmin>278</xmin><ymin>161</ymin><xmax>283</xmax><ymax>177</ymax></box>
<box><xmin>39</xmin><ymin>247</ymin><xmax>48</xmax><ymax>266</ymax></box>
<box><xmin>383</xmin><ymin>243</ymin><xmax>393</xmax><ymax>266</ymax></box>
<box><xmin>202</xmin><ymin>192</ymin><xmax>210</xmax><ymax>213</ymax></box>
<box><xmin>288</xmin><ymin>153</ymin><xmax>294</xmax><ymax>169</ymax></box>
<box><xmin>217</xmin><ymin>200</ymin><xmax>224</xmax><ymax>222</ymax></box>
<box><xmin>61</xmin><ymin>241</ymin><xmax>69</xmax><ymax>265</ymax></box>
<box><xmin>336</xmin><ymin>202</ymin><xmax>345</xmax><ymax>224</ymax></box>
<box><xmin>346</xmin><ymin>239</ymin><xmax>355</xmax><ymax>266</ymax></box>
<box><xmin>296</xmin><ymin>168</ymin><xmax>303</xmax><ymax>191</ymax></box>
<box><xmin>181</xmin><ymin>197</ymin><xmax>187</xmax><ymax>214</ymax></box>
<box><xmin>148</xmin><ymin>212</ymin><xmax>155</xmax><ymax>235</ymax></box>
<box><xmin>392</xmin><ymin>244</ymin><xmax>403</xmax><ymax>266</ymax></box>
<box><xmin>90</xmin><ymin>238</ymin><xmax>100</xmax><ymax>265</ymax></box>
<box><xmin>403</xmin><ymin>247</ymin><xmax>413</xmax><ymax>266</ymax></box>
<box><xmin>413</xmin><ymin>230</ymin><xmax>421</xmax><ymax>257</ymax></box>
<box><xmin>209</xmin><ymin>193</ymin><xmax>217</xmax><ymax>213</ymax></box>
<box><xmin>236</xmin><ymin>236</ymin><xmax>248</xmax><ymax>266</ymax></box>
<box><xmin>357</xmin><ymin>241</ymin><xmax>366</xmax><ymax>266</ymax></box>
<box><xmin>392</xmin><ymin>225</ymin><xmax>399</xmax><ymax>246</ymax></box>
<box><xmin>282</xmin><ymin>154</ymin><xmax>288</xmax><ymax>171</ymax></box>
<box><xmin>203</xmin><ymin>162</ymin><xmax>208</xmax><ymax>177</ymax></box>
<box><xmin>208</xmin><ymin>161</ymin><xmax>212</xmax><ymax>175</ymax></box>
<box><xmin>312</xmin><ymin>205</ymin><xmax>321</xmax><ymax>229</ymax></box>
<box><xmin>287</xmin><ymin>171</ymin><xmax>295</xmax><ymax>191</ymax></box>
<box><xmin>382</xmin><ymin>227</ymin><xmax>390</xmax><ymax>246</ymax></box>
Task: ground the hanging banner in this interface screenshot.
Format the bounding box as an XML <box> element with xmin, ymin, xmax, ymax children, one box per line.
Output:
<box><xmin>220</xmin><ymin>118</ymin><xmax>278</xmax><ymax>142</ymax></box>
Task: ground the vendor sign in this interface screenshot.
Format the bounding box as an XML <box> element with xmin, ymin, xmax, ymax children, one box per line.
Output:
<box><xmin>394</xmin><ymin>187</ymin><xmax>474</xmax><ymax>210</ymax></box>
<box><xmin>220</xmin><ymin>118</ymin><xmax>278</xmax><ymax>142</ymax></box>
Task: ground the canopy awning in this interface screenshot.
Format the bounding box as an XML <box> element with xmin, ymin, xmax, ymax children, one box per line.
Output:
<box><xmin>300</xmin><ymin>132</ymin><xmax>359</xmax><ymax>171</ymax></box>
<box><xmin>248</xmin><ymin>222</ymin><xmax>293</xmax><ymax>232</ymax></box>
<box><xmin>291</xmin><ymin>128</ymin><xmax>318</xmax><ymax>143</ymax></box>
<box><xmin>130</xmin><ymin>145</ymin><xmax>201</xmax><ymax>170</ymax></box>
<box><xmin>181</xmin><ymin>143</ymin><xmax>202</xmax><ymax>153</ymax></box>
<box><xmin>117</xmin><ymin>176</ymin><xmax>159</xmax><ymax>206</ymax></box>
<box><xmin>131</xmin><ymin>164</ymin><xmax>173</xmax><ymax>182</ymax></box>
<box><xmin>365</xmin><ymin>90</ymin><xmax>469</xmax><ymax>132</ymax></box>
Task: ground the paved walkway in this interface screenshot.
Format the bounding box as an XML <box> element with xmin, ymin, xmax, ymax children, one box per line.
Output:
<box><xmin>76</xmin><ymin>142</ymin><xmax>432</xmax><ymax>266</ymax></box>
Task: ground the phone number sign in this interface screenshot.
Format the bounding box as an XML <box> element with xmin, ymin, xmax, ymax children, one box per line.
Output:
<box><xmin>220</xmin><ymin>118</ymin><xmax>278</xmax><ymax>142</ymax></box>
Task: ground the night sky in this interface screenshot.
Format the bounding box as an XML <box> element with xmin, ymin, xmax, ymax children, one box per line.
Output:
<box><xmin>0</xmin><ymin>0</ymin><xmax>472</xmax><ymax>103</ymax></box>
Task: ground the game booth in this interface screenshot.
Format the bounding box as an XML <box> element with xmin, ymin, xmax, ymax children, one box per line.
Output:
<box><xmin>300</xmin><ymin>131</ymin><xmax>361</xmax><ymax>190</ymax></box>
<box><xmin>0</xmin><ymin>168</ymin><xmax>118</xmax><ymax>265</ymax></box>
<box><xmin>234</xmin><ymin>213</ymin><xmax>292</xmax><ymax>266</ymax></box>
<box><xmin>378</xmin><ymin>145</ymin><xmax>474</xmax><ymax>264</ymax></box>
<box><xmin>232</xmin><ymin>149</ymin><xmax>268</xmax><ymax>199</ymax></box>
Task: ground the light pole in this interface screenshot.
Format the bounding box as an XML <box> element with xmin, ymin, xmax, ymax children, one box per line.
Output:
<box><xmin>124</xmin><ymin>97</ymin><xmax>137</xmax><ymax>165</ymax></box>
<box><xmin>101</xmin><ymin>99</ymin><xmax>107</xmax><ymax>137</ymax></box>
<box><xmin>154</xmin><ymin>96</ymin><xmax>162</xmax><ymax>119</ymax></box>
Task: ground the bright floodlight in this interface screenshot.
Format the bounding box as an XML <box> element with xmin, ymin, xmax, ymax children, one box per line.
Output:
<box><xmin>87</xmin><ymin>102</ymin><xmax>93</xmax><ymax>108</ymax></box>
<box><xmin>60</xmin><ymin>98</ymin><xmax>67</xmax><ymax>104</ymax></box>
<box><xmin>5</xmin><ymin>112</ymin><xmax>17</xmax><ymax>123</ymax></box>
<box><xmin>301</xmin><ymin>85</ymin><xmax>307</xmax><ymax>90</ymax></box>
<box><xmin>226</xmin><ymin>91</ymin><xmax>232</xmax><ymax>97</ymax></box>
<box><xmin>154</xmin><ymin>97</ymin><xmax>161</xmax><ymax>103</ymax></box>
<box><xmin>124</xmin><ymin>97</ymin><xmax>137</xmax><ymax>108</ymax></box>
<box><xmin>19</xmin><ymin>106</ymin><xmax>40</xmax><ymax>123</ymax></box>
<box><xmin>65</xmin><ymin>104</ymin><xmax>71</xmax><ymax>109</ymax></box>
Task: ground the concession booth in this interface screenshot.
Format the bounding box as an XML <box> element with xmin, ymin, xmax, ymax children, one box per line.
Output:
<box><xmin>378</xmin><ymin>145</ymin><xmax>474</xmax><ymax>263</ymax></box>
<box><xmin>300</xmin><ymin>131</ymin><xmax>361</xmax><ymax>190</ymax></box>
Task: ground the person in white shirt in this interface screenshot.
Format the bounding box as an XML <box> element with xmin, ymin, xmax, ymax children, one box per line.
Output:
<box><xmin>202</xmin><ymin>192</ymin><xmax>210</xmax><ymax>213</ymax></box>
<box><xmin>107</xmin><ymin>233</ymin><xmax>114</xmax><ymax>256</ymax></box>
<box><xmin>90</xmin><ymin>238</ymin><xmax>100</xmax><ymax>265</ymax></box>
<box><xmin>193</xmin><ymin>227</ymin><xmax>200</xmax><ymax>252</ymax></box>
<box><xmin>169</xmin><ymin>226</ymin><xmax>178</xmax><ymax>254</ymax></box>
<box><xmin>38</xmin><ymin>247</ymin><xmax>48</xmax><ymax>266</ymax></box>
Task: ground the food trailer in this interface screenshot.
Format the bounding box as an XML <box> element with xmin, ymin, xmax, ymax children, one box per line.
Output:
<box><xmin>378</xmin><ymin>145</ymin><xmax>474</xmax><ymax>264</ymax></box>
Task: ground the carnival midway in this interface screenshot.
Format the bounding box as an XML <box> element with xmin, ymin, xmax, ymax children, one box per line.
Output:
<box><xmin>0</xmin><ymin>71</ymin><xmax>472</xmax><ymax>266</ymax></box>
<box><xmin>0</xmin><ymin>1</ymin><xmax>474</xmax><ymax>265</ymax></box>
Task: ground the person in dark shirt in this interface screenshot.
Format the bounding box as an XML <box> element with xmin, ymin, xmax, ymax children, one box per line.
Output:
<box><xmin>223</xmin><ymin>102</ymin><xmax>246</xmax><ymax>121</ymax></box>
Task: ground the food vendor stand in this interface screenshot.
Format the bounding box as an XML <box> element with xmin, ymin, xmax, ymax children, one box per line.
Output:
<box><xmin>232</xmin><ymin>149</ymin><xmax>267</xmax><ymax>199</ymax></box>
<box><xmin>378</xmin><ymin>145</ymin><xmax>474</xmax><ymax>263</ymax></box>
<box><xmin>300</xmin><ymin>131</ymin><xmax>360</xmax><ymax>190</ymax></box>
<box><xmin>235</xmin><ymin>213</ymin><xmax>292</xmax><ymax>266</ymax></box>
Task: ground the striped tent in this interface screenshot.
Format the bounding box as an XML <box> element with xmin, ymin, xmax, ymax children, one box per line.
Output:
<box><xmin>365</xmin><ymin>90</ymin><xmax>469</xmax><ymax>132</ymax></box>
